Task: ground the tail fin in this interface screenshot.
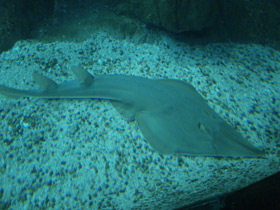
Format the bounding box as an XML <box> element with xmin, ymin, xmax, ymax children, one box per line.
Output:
<box><xmin>0</xmin><ymin>85</ymin><xmax>28</xmax><ymax>99</ymax></box>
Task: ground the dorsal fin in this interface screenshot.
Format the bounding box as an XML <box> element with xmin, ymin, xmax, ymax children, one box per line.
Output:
<box><xmin>71</xmin><ymin>66</ymin><xmax>94</xmax><ymax>86</ymax></box>
<box><xmin>32</xmin><ymin>72</ymin><xmax>58</xmax><ymax>91</ymax></box>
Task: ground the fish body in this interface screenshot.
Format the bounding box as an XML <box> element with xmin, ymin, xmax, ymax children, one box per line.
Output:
<box><xmin>0</xmin><ymin>66</ymin><xmax>265</xmax><ymax>157</ymax></box>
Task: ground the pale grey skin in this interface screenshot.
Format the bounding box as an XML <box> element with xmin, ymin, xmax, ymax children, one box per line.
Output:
<box><xmin>0</xmin><ymin>66</ymin><xmax>264</xmax><ymax>157</ymax></box>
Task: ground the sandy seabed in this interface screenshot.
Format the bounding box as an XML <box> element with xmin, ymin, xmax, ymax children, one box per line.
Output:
<box><xmin>0</xmin><ymin>30</ymin><xmax>279</xmax><ymax>209</ymax></box>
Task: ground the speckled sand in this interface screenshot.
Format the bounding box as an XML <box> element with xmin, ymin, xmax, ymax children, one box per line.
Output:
<box><xmin>0</xmin><ymin>32</ymin><xmax>279</xmax><ymax>209</ymax></box>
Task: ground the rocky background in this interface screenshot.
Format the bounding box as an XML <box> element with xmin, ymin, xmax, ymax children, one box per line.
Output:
<box><xmin>1</xmin><ymin>0</ymin><xmax>280</xmax><ymax>53</ymax></box>
<box><xmin>0</xmin><ymin>0</ymin><xmax>54</xmax><ymax>52</ymax></box>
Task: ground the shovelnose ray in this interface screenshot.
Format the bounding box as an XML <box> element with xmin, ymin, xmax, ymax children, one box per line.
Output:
<box><xmin>0</xmin><ymin>66</ymin><xmax>264</xmax><ymax>157</ymax></box>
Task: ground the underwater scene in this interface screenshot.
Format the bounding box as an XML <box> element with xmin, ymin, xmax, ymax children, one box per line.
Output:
<box><xmin>0</xmin><ymin>1</ymin><xmax>279</xmax><ymax>210</ymax></box>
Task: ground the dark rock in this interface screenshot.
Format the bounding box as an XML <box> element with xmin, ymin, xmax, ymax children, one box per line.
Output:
<box><xmin>219</xmin><ymin>0</ymin><xmax>280</xmax><ymax>45</ymax></box>
<box><xmin>0</xmin><ymin>0</ymin><xmax>54</xmax><ymax>53</ymax></box>
<box><xmin>116</xmin><ymin>0</ymin><xmax>219</xmax><ymax>33</ymax></box>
